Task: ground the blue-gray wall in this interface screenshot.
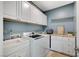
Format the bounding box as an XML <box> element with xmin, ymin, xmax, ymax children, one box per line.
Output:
<box><xmin>4</xmin><ymin>21</ymin><xmax>43</xmax><ymax>40</ymax></box>
<box><xmin>45</xmin><ymin>3</ymin><xmax>75</xmax><ymax>33</ymax></box>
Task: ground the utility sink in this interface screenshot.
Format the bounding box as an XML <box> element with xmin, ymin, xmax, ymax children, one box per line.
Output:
<box><xmin>29</xmin><ymin>34</ymin><xmax>41</xmax><ymax>38</ymax></box>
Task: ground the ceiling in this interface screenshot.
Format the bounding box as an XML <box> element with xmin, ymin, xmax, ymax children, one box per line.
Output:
<box><xmin>32</xmin><ymin>1</ymin><xmax>74</xmax><ymax>11</ymax></box>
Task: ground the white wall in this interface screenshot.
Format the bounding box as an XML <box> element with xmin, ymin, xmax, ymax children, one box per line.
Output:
<box><xmin>76</xmin><ymin>2</ymin><xmax>79</xmax><ymax>38</ymax></box>
<box><xmin>0</xmin><ymin>1</ymin><xmax>3</xmax><ymax>56</ymax></box>
<box><xmin>76</xmin><ymin>1</ymin><xmax>79</xmax><ymax>56</ymax></box>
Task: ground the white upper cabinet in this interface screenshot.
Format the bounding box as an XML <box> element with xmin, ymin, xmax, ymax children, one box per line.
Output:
<box><xmin>21</xmin><ymin>2</ymin><xmax>31</xmax><ymax>21</ymax></box>
<box><xmin>17</xmin><ymin>1</ymin><xmax>22</xmax><ymax>20</ymax></box>
<box><xmin>36</xmin><ymin>10</ymin><xmax>43</xmax><ymax>25</ymax></box>
<box><xmin>42</xmin><ymin>13</ymin><xmax>47</xmax><ymax>25</ymax></box>
<box><xmin>3</xmin><ymin>1</ymin><xmax>47</xmax><ymax>25</ymax></box>
<box><xmin>31</xmin><ymin>5</ymin><xmax>40</xmax><ymax>24</ymax></box>
<box><xmin>17</xmin><ymin>1</ymin><xmax>31</xmax><ymax>22</ymax></box>
<box><xmin>31</xmin><ymin>4</ymin><xmax>47</xmax><ymax>25</ymax></box>
<box><xmin>3</xmin><ymin>1</ymin><xmax>17</xmax><ymax>19</ymax></box>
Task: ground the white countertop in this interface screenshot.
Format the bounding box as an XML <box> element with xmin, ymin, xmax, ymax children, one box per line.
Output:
<box><xmin>3</xmin><ymin>37</ymin><xmax>31</xmax><ymax>48</ymax></box>
<box><xmin>40</xmin><ymin>33</ymin><xmax>75</xmax><ymax>38</ymax></box>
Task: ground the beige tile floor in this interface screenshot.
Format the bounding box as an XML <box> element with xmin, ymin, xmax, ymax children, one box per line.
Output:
<box><xmin>47</xmin><ymin>51</ymin><xmax>69</xmax><ymax>57</ymax></box>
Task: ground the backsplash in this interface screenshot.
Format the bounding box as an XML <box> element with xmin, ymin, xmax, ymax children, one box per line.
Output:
<box><xmin>4</xmin><ymin>20</ymin><xmax>44</xmax><ymax>40</ymax></box>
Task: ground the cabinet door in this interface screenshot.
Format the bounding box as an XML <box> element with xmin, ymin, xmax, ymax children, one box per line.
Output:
<box><xmin>55</xmin><ymin>37</ymin><xmax>64</xmax><ymax>52</ymax></box>
<box><xmin>8</xmin><ymin>53</ymin><xmax>17</xmax><ymax>57</ymax></box>
<box><xmin>31</xmin><ymin>5</ymin><xmax>39</xmax><ymax>24</ymax></box>
<box><xmin>62</xmin><ymin>37</ymin><xmax>75</xmax><ymax>56</ymax></box>
<box><xmin>42</xmin><ymin>13</ymin><xmax>47</xmax><ymax>25</ymax></box>
<box><xmin>17</xmin><ymin>1</ymin><xmax>22</xmax><ymax>20</ymax></box>
<box><xmin>3</xmin><ymin>1</ymin><xmax>17</xmax><ymax>19</ymax></box>
<box><xmin>31</xmin><ymin>39</ymin><xmax>43</xmax><ymax>57</ymax></box>
<box><xmin>67</xmin><ymin>37</ymin><xmax>75</xmax><ymax>56</ymax></box>
<box><xmin>40</xmin><ymin>36</ymin><xmax>49</xmax><ymax>56</ymax></box>
<box><xmin>51</xmin><ymin>36</ymin><xmax>56</xmax><ymax>50</ymax></box>
<box><xmin>37</xmin><ymin>10</ymin><xmax>43</xmax><ymax>25</ymax></box>
<box><xmin>60</xmin><ymin>37</ymin><xmax>66</xmax><ymax>53</ymax></box>
<box><xmin>21</xmin><ymin>2</ymin><xmax>31</xmax><ymax>21</ymax></box>
<box><xmin>51</xmin><ymin>36</ymin><xmax>59</xmax><ymax>51</ymax></box>
<box><xmin>62</xmin><ymin>37</ymin><xmax>69</xmax><ymax>54</ymax></box>
<box><xmin>31</xmin><ymin>4</ymin><xmax>47</xmax><ymax>25</ymax></box>
<box><xmin>31</xmin><ymin>37</ymin><xmax>49</xmax><ymax>57</ymax></box>
<box><xmin>51</xmin><ymin>36</ymin><xmax>68</xmax><ymax>53</ymax></box>
<box><xmin>57</xmin><ymin>37</ymin><xmax>65</xmax><ymax>52</ymax></box>
<box><xmin>9</xmin><ymin>43</ymin><xmax>30</xmax><ymax>57</ymax></box>
<box><xmin>16</xmin><ymin>45</ymin><xmax>30</xmax><ymax>57</ymax></box>
<box><xmin>38</xmin><ymin>39</ymin><xmax>48</xmax><ymax>57</ymax></box>
<box><xmin>31</xmin><ymin>5</ymin><xmax>42</xmax><ymax>24</ymax></box>
<box><xmin>40</xmin><ymin>36</ymin><xmax>49</xmax><ymax>49</ymax></box>
<box><xmin>6</xmin><ymin>40</ymin><xmax>30</xmax><ymax>57</ymax></box>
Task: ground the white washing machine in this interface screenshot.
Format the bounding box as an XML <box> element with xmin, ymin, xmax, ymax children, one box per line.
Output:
<box><xmin>30</xmin><ymin>35</ymin><xmax>49</xmax><ymax>57</ymax></box>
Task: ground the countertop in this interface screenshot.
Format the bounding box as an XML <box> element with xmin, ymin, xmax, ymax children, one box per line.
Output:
<box><xmin>3</xmin><ymin>37</ymin><xmax>31</xmax><ymax>48</ymax></box>
<box><xmin>40</xmin><ymin>33</ymin><xmax>75</xmax><ymax>38</ymax></box>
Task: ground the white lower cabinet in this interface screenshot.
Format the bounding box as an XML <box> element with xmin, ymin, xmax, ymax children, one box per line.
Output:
<box><xmin>51</xmin><ymin>36</ymin><xmax>57</xmax><ymax>50</ymax></box>
<box><xmin>67</xmin><ymin>37</ymin><xmax>75</xmax><ymax>56</ymax></box>
<box><xmin>4</xmin><ymin>39</ymin><xmax>30</xmax><ymax>57</ymax></box>
<box><xmin>56</xmin><ymin>37</ymin><xmax>63</xmax><ymax>52</ymax></box>
<box><xmin>40</xmin><ymin>35</ymin><xmax>49</xmax><ymax>56</ymax></box>
<box><xmin>51</xmin><ymin>36</ymin><xmax>75</xmax><ymax>56</ymax></box>
<box><xmin>62</xmin><ymin>37</ymin><xmax>69</xmax><ymax>54</ymax></box>
<box><xmin>31</xmin><ymin>39</ymin><xmax>43</xmax><ymax>57</ymax></box>
<box><xmin>62</xmin><ymin>37</ymin><xmax>75</xmax><ymax>56</ymax></box>
<box><xmin>40</xmin><ymin>35</ymin><xmax>49</xmax><ymax>49</ymax></box>
<box><xmin>4</xmin><ymin>35</ymin><xmax>49</xmax><ymax>57</ymax></box>
<box><xmin>15</xmin><ymin>45</ymin><xmax>30</xmax><ymax>57</ymax></box>
<box><xmin>8</xmin><ymin>53</ymin><xmax>17</xmax><ymax>57</ymax></box>
<box><xmin>51</xmin><ymin>36</ymin><xmax>63</xmax><ymax>51</ymax></box>
<box><xmin>31</xmin><ymin>36</ymin><xmax>49</xmax><ymax>57</ymax></box>
<box><xmin>16</xmin><ymin>44</ymin><xmax>30</xmax><ymax>57</ymax></box>
<box><xmin>8</xmin><ymin>44</ymin><xmax>30</xmax><ymax>57</ymax></box>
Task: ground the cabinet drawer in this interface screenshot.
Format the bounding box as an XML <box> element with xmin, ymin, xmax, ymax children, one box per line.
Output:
<box><xmin>15</xmin><ymin>45</ymin><xmax>30</xmax><ymax>57</ymax></box>
<box><xmin>8</xmin><ymin>53</ymin><xmax>17</xmax><ymax>57</ymax></box>
<box><xmin>4</xmin><ymin>41</ymin><xmax>30</xmax><ymax>56</ymax></box>
<box><xmin>7</xmin><ymin>44</ymin><xmax>30</xmax><ymax>57</ymax></box>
